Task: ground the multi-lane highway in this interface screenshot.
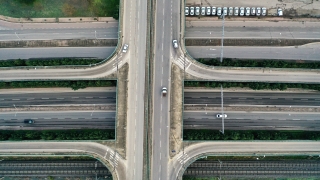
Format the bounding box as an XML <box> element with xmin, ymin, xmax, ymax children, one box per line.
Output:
<box><xmin>0</xmin><ymin>47</ymin><xmax>116</xmax><ymax>60</ymax></box>
<box><xmin>184</xmin><ymin>111</ymin><xmax>320</xmax><ymax>130</ymax></box>
<box><xmin>0</xmin><ymin>111</ymin><xmax>115</xmax><ymax>130</ymax></box>
<box><xmin>184</xmin><ymin>160</ymin><xmax>320</xmax><ymax>178</ymax></box>
<box><xmin>184</xmin><ymin>91</ymin><xmax>320</xmax><ymax>106</ymax></box>
<box><xmin>186</xmin><ymin>44</ymin><xmax>320</xmax><ymax>60</ymax></box>
<box><xmin>185</xmin><ymin>21</ymin><xmax>320</xmax><ymax>39</ymax></box>
<box><xmin>0</xmin><ymin>90</ymin><xmax>116</xmax><ymax>107</ymax></box>
<box><xmin>0</xmin><ymin>20</ymin><xmax>118</xmax><ymax>40</ymax></box>
<box><xmin>0</xmin><ymin>160</ymin><xmax>112</xmax><ymax>178</ymax></box>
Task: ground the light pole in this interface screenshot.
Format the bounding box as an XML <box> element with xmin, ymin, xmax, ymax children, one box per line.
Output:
<box><xmin>220</xmin><ymin>13</ymin><xmax>225</xmax><ymax>63</ymax></box>
<box><xmin>218</xmin><ymin>159</ymin><xmax>222</xmax><ymax>180</ymax></box>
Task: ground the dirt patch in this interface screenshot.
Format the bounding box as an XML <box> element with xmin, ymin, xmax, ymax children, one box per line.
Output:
<box><xmin>185</xmin><ymin>38</ymin><xmax>320</xmax><ymax>46</ymax></box>
<box><xmin>169</xmin><ymin>64</ymin><xmax>184</xmax><ymax>158</ymax></box>
<box><xmin>0</xmin><ymin>39</ymin><xmax>117</xmax><ymax>48</ymax></box>
<box><xmin>113</xmin><ymin>63</ymin><xmax>129</xmax><ymax>159</ymax></box>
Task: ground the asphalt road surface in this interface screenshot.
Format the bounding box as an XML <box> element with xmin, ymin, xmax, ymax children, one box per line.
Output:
<box><xmin>0</xmin><ymin>160</ymin><xmax>112</xmax><ymax>178</ymax></box>
<box><xmin>184</xmin><ymin>160</ymin><xmax>320</xmax><ymax>178</ymax></box>
<box><xmin>184</xmin><ymin>111</ymin><xmax>320</xmax><ymax>130</ymax></box>
<box><xmin>184</xmin><ymin>91</ymin><xmax>320</xmax><ymax>107</ymax></box>
<box><xmin>0</xmin><ymin>91</ymin><xmax>116</xmax><ymax>107</ymax></box>
<box><xmin>0</xmin><ymin>111</ymin><xmax>115</xmax><ymax>130</ymax></box>
<box><xmin>186</xmin><ymin>44</ymin><xmax>320</xmax><ymax>60</ymax></box>
<box><xmin>185</xmin><ymin>21</ymin><xmax>320</xmax><ymax>39</ymax></box>
<box><xmin>169</xmin><ymin>142</ymin><xmax>320</xmax><ymax>180</ymax></box>
<box><xmin>0</xmin><ymin>20</ymin><xmax>118</xmax><ymax>40</ymax></box>
<box><xmin>0</xmin><ymin>28</ymin><xmax>118</xmax><ymax>41</ymax></box>
<box><xmin>0</xmin><ymin>47</ymin><xmax>116</xmax><ymax>60</ymax></box>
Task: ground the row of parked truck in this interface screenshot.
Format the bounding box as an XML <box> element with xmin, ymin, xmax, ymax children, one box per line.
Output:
<box><xmin>185</xmin><ymin>7</ymin><xmax>282</xmax><ymax>17</ymax></box>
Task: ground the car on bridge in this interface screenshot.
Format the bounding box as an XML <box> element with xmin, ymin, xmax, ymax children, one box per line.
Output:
<box><xmin>122</xmin><ymin>44</ymin><xmax>129</xmax><ymax>53</ymax></box>
<box><xmin>24</xmin><ymin>119</ymin><xmax>35</xmax><ymax>124</ymax></box>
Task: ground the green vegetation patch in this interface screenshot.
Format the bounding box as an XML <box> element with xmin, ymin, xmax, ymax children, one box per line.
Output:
<box><xmin>197</xmin><ymin>58</ymin><xmax>320</xmax><ymax>69</ymax></box>
<box><xmin>0</xmin><ymin>129</ymin><xmax>115</xmax><ymax>141</ymax></box>
<box><xmin>0</xmin><ymin>80</ymin><xmax>116</xmax><ymax>90</ymax></box>
<box><xmin>185</xmin><ymin>81</ymin><xmax>320</xmax><ymax>91</ymax></box>
<box><xmin>0</xmin><ymin>58</ymin><xmax>103</xmax><ymax>67</ymax></box>
<box><xmin>0</xmin><ymin>0</ymin><xmax>119</xmax><ymax>19</ymax></box>
<box><xmin>183</xmin><ymin>130</ymin><xmax>320</xmax><ymax>140</ymax></box>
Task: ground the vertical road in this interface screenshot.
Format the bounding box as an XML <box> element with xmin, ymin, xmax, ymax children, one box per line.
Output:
<box><xmin>124</xmin><ymin>0</ymin><xmax>147</xmax><ymax>178</ymax></box>
<box><xmin>152</xmin><ymin>0</ymin><xmax>180</xmax><ymax>179</ymax></box>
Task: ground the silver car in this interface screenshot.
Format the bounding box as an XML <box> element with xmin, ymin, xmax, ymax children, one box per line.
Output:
<box><xmin>223</xmin><ymin>7</ymin><xmax>228</xmax><ymax>16</ymax></box>
<box><xmin>212</xmin><ymin>7</ymin><xmax>216</xmax><ymax>15</ymax></box>
<box><xmin>185</xmin><ymin>7</ymin><xmax>189</xmax><ymax>16</ymax></box>
<box><xmin>172</xmin><ymin>40</ymin><xmax>178</xmax><ymax>49</ymax></box>
<box><xmin>190</xmin><ymin>7</ymin><xmax>195</xmax><ymax>15</ymax></box>
<box><xmin>256</xmin><ymin>7</ymin><xmax>261</xmax><ymax>16</ymax></box>
<box><xmin>206</xmin><ymin>7</ymin><xmax>211</xmax><ymax>15</ymax></box>
<box><xmin>240</xmin><ymin>7</ymin><xmax>244</xmax><ymax>16</ymax></box>
<box><xmin>251</xmin><ymin>7</ymin><xmax>256</xmax><ymax>15</ymax></box>
<box><xmin>122</xmin><ymin>44</ymin><xmax>129</xmax><ymax>53</ymax></box>
<box><xmin>195</xmin><ymin>7</ymin><xmax>200</xmax><ymax>15</ymax></box>
<box><xmin>228</xmin><ymin>7</ymin><xmax>233</xmax><ymax>16</ymax></box>
<box><xmin>201</xmin><ymin>7</ymin><xmax>206</xmax><ymax>15</ymax></box>
<box><xmin>278</xmin><ymin>8</ymin><xmax>283</xmax><ymax>16</ymax></box>
<box><xmin>217</xmin><ymin>7</ymin><xmax>222</xmax><ymax>16</ymax></box>
<box><xmin>245</xmin><ymin>7</ymin><xmax>250</xmax><ymax>16</ymax></box>
<box><xmin>216</xmin><ymin>114</ymin><xmax>227</xmax><ymax>118</ymax></box>
<box><xmin>234</xmin><ymin>7</ymin><xmax>239</xmax><ymax>16</ymax></box>
<box><xmin>262</xmin><ymin>7</ymin><xmax>267</xmax><ymax>16</ymax></box>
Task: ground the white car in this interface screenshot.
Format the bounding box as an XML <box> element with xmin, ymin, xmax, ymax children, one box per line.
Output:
<box><xmin>278</xmin><ymin>8</ymin><xmax>283</xmax><ymax>16</ymax></box>
<box><xmin>206</xmin><ymin>6</ymin><xmax>211</xmax><ymax>15</ymax></box>
<box><xmin>201</xmin><ymin>7</ymin><xmax>206</xmax><ymax>15</ymax></box>
<box><xmin>172</xmin><ymin>40</ymin><xmax>178</xmax><ymax>48</ymax></box>
<box><xmin>217</xmin><ymin>7</ymin><xmax>222</xmax><ymax>16</ymax></box>
<box><xmin>212</xmin><ymin>7</ymin><xmax>216</xmax><ymax>15</ymax></box>
<box><xmin>262</xmin><ymin>7</ymin><xmax>267</xmax><ymax>16</ymax></box>
<box><xmin>256</xmin><ymin>7</ymin><xmax>261</xmax><ymax>16</ymax></box>
<box><xmin>234</xmin><ymin>7</ymin><xmax>239</xmax><ymax>16</ymax></box>
<box><xmin>251</xmin><ymin>7</ymin><xmax>256</xmax><ymax>15</ymax></box>
<box><xmin>216</xmin><ymin>114</ymin><xmax>227</xmax><ymax>118</ymax></box>
<box><xmin>240</xmin><ymin>7</ymin><xmax>244</xmax><ymax>16</ymax></box>
<box><xmin>245</xmin><ymin>7</ymin><xmax>251</xmax><ymax>16</ymax></box>
<box><xmin>228</xmin><ymin>7</ymin><xmax>233</xmax><ymax>16</ymax></box>
<box><xmin>195</xmin><ymin>7</ymin><xmax>200</xmax><ymax>15</ymax></box>
<box><xmin>185</xmin><ymin>7</ymin><xmax>189</xmax><ymax>16</ymax></box>
<box><xmin>122</xmin><ymin>44</ymin><xmax>129</xmax><ymax>53</ymax></box>
<box><xmin>223</xmin><ymin>7</ymin><xmax>228</xmax><ymax>16</ymax></box>
<box><xmin>190</xmin><ymin>7</ymin><xmax>195</xmax><ymax>15</ymax></box>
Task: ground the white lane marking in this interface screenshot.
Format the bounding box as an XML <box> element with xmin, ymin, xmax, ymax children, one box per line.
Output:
<box><xmin>85</xmin><ymin>97</ymin><xmax>93</xmax><ymax>99</ymax></box>
<box><xmin>12</xmin><ymin>99</ymin><xmax>20</xmax><ymax>100</ymax></box>
<box><xmin>57</xmin><ymin>98</ymin><xmax>64</xmax><ymax>100</ymax></box>
<box><xmin>41</xmin><ymin>98</ymin><xmax>49</xmax><ymax>99</ymax></box>
<box><xmin>162</xmin><ymin>67</ymin><xmax>163</xmax><ymax>74</ymax></box>
<box><xmin>72</xmin><ymin>97</ymin><xmax>79</xmax><ymax>99</ymax></box>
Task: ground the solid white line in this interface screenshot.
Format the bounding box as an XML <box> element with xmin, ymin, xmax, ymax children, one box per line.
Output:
<box><xmin>160</xmin><ymin>153</ymin><xmax>161</xmax><ymax>160</ymax></box>
<box><xmin>12</xmin><ymin>99</ymin><xmax>20</xmax><ymax>100</ymax></box>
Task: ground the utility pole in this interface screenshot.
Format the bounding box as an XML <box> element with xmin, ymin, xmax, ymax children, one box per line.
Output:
<box><xmin>220</xmin><ymin>13</ymin><xmax>225</xmax><ymax>63</ymax></box>
<box><xmin>220</xmin><ymin>85</ymin><xmax>224</xmax><ymax>134</ymax></box>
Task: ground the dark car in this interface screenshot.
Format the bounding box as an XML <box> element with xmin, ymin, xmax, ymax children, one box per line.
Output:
<box><xmin>24</xmin><ymin>119</ymin><xmax>34</xmax><ymax>124</ymax></box>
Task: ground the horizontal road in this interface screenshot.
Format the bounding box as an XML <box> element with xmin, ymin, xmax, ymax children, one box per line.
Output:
<box><xmin>169</xmin><ymin>142</ymin><xmax>320</xmax><ymax>180</ymax></box>
<box><xmin>186</xmin><ymin>44</ymin><xmax>320</xmax><ymax>60</ymax></box>
<box><xmin>184</xmin><ymin>160</ymin><xmax>320</xmax><ymax>178</ymax></box>
<box><xmin>185</xmin><ymin>21</ymin><xmax>320</xmax><ymax>39</ymax></box>
<box><xmin>184</xmin><ymin>111</ymin><xmax>320</xmax><ymax>130</ymax></box>
<box><xmin>184</xmin><ymin>91</ymin><xmax>320</xmax><ymax>107</ymax></box>
<box><xmin>0</xmin><ymin>28</ymin><xmax>118</xmax><ymax>41</ymax></box>
<box><xmin>0</xmin><ymin>111</ymin><xmax>115</xmax><ymax>130</ymax></box>
<box><xmin>0</xmin><ymin>20</ymin><xmax>118</xmax><ymax>40</ymax></box>
<box><xmin>0</xmin><ymin>160</ymin><xmax>112</xmax><ymax>178</ymax></box>
<box><xmin>0</xmin><ymin>47</ymin><xmax>116</xmax><ymax>60</ymax></box>
<box><xmin>0</xmin><ymin>91</ymin><xmax>116</xmax><ymax>107</ymax></box>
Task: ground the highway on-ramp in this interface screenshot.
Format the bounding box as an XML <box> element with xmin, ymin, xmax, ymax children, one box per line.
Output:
<box><xmin>169</xmin><ymin>142</ymin><xmax>320</xmax><ymax>180</ymax></box>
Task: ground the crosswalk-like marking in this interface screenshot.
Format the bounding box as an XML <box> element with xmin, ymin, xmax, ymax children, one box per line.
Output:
<box><xmin>177</xmin><ymin>153</ymin><xmax>189</xmax><ymax>165</ymax></box>
<box><xmin>175</xmin><ymin>55</ymin><xmax>191</xmax><ymax>70</ymax></box>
